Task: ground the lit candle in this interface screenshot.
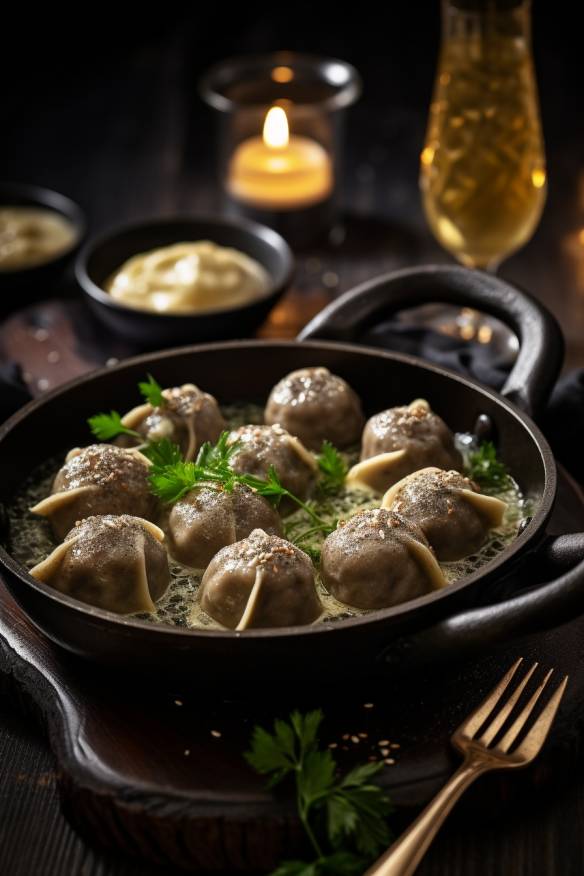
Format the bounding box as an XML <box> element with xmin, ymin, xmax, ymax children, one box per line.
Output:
<box><xmin>228</xmin><ymin>106</ymin><xmax>333</xmax><ymax>210</ymax></box>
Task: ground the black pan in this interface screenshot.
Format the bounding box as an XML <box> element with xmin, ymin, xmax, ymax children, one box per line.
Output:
<box><xmin>1</xmin><ymin>265</ymin><xmax>584</xmax><ymax>682</ymax></box>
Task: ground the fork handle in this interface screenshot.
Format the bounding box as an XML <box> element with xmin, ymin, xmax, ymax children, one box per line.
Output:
<box><xmin>364</xmin><ymin>757</ymin><xmax>490</xmax><ymax>876</ymax></box>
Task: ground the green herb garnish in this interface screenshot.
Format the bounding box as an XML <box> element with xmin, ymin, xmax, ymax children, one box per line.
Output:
<box><xmin>147</xmin><ymin>432</ymin><xmax>336</xmax><ymax>539</ymax></box>
<box><xmin>88</xmin><ymin>374</ymin><xmax>166</xmax><ymax>443</ymax></box>
<box><xmin>138</xmin><ymin>373</ymin><xmax>165</xmax><ymax>408</ymax></box>
<box><xmin>467</xmin><ymin>441</ymin><xmax>511</xmax><ymax>492</ymax></box>
<box><xmin>245</xmin><ymin>710</ymin><xmax>392</xmax><ymax>875</ymax></box>
<box><xmin>87</xmin><ymin>411</ymin><xmax>142</xmax><ymax>442</ymax></box>
<box><xmin>316</xmin><ymin>441</ymin><xmax>348</xmax><ymax>495</ymax></box>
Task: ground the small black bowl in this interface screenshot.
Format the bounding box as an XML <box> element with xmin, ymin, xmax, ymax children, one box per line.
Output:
<box><xmin>76</xmin><ymin>216</ymin><xmax>294</xmax><ymax>347</ymax></box>
<box><xmin>0</xmin><ymin>182</ymin><xmax>86</xmax><ymax>316</ymax></box>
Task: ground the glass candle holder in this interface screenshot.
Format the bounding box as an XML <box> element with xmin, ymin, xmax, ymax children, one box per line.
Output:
<box><xmin>199</xmin><ymin>52</ymin><xmax>361</xmax><ymax>248</ymax></box>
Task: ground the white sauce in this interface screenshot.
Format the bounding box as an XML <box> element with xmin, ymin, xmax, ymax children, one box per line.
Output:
<box><xmin>106</xmin><ymin>240</ymin><xmax>270</xmax><ymax>314</ymax></box>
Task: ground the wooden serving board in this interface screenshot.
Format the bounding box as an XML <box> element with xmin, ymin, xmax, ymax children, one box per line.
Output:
<box><xmin>1</xmin><ymin>467</ymin><xmax>584</xmax><ymax>872</ymax></box>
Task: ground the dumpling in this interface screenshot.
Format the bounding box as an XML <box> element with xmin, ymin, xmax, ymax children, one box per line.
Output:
<box><xmin>382</xmin><ymin>467</ymin><xmax>507</xmax><ymax>561</ymax></box>
<box><xmin>119</xmin><ymin>383</ymin><xmax>226</xmax><ymax>461</ymax></box>
<box><xmin>30</xmin><ymin>515</ymin><xmax>170</xmax><ymax>614</ymax></box>
<box><xmin>264</xmin><ymin>367</ymin><xmax>364</xmax><ymax>450</ymax></box>
<box><xmin>165</xmin><ymin>482</ymin><xmax>283</xmax><ymax>568</ymax></box>
<box><xmin>31</xmin><ymin>444</ymin><xmax>158</xmax><ymax>541</ymax></box>
<box><xmin>321</xmin><ymin>508</ymin><xmax>445</xmax><ymax>610</ymax></box>
<box><xmin>228</xmin><ymin>424</ymin><xmax>317</xmax><ymax>503</ymax></box>
<box><xmin>200</xmin><ymin>529</ymin><xmax>322</xmax><ymax>629</ymax></box>
<box><xmin>347</xmin><ymin>399</ymin><xmax>463</xmax><ymax>493</ymax></box>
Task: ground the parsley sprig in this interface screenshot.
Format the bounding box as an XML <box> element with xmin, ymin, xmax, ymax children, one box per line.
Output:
<box><xmin>88</xmin><ymin>374</ymin><xmax>166</xmax><ymax>442</ymax></box>
<box><xmin>245</xmin><ymin>710</ymin><xmax>392</xmax><ymax>875</ymax></box>
<box><xmin>138</xmin><ymin>373</ymin><xmax>165</xmax><ymax>407</ymax></box>
<box><xmin>87</xmin><ymin>411</ymin><xmax>142</xmax><ymax>442</ymax></box>
<box><xmin>316</xmin><ymin>442</ymin><xmax>348</xmax><ymax>495</ymax></box>
<box><xmin>467</xmin><ymin>441</ymin><xmax>511</xmax><ymax>492</ymax></box>
<box><xmin>146</xmin><ymin>433</ymin><xmax>335</xmax><ymax>538</ymax></box>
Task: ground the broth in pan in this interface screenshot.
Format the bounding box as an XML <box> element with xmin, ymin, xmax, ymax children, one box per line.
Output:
<box><xmin>5</xmin><ymin>370</ymin><xmax>531</xmax><ymax>631</ymax></box>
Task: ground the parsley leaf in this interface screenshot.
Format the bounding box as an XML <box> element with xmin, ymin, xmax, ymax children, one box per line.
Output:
<box><xmin>141</xmin><ymin>437</ymin><xmax>183</xmax><ymax>469</ymax></box>
<box><xmin>87</xmin><ymin>411</ymin><xmax>142</xmax><ymax>442</ymax></box>
<box><xmin>316</xmin><ymin>442</ymin><xmax>348</xmax><ymax>495</ymax></box>
<box><xmin>245</xmin><ymin>710</ymin><xmax>392</xmax><ymax>875</ymax></box>
<box><xmin>146</xmin><ymin>432</ymin><xmax>333</xmax><ymax>537</ymax></box>
<box><xmin>467</xmin><ymin>441</ymin><xmax>511</xmax><ymax>492</ymax></box>
<box><xmin>138</xmin><ymin>373</ymin><xmax>165</xmax><ymax>408</ymax></box>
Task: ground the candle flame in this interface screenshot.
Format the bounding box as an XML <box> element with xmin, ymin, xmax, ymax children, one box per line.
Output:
<box><xmin>263</xmin><ymin>106</ymin><xmax>289</xmax><ymax>149</ymax></box>
<box><xmin>532</xmin><ymin>168</ymin><xmax>546</xmax><ymax>189</ymax></box>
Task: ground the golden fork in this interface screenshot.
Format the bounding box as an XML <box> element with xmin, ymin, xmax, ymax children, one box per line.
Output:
<box><xmin>364</xmin><ymin>658</ymin><xmax>568</xmax><ymax>876</ymax></box>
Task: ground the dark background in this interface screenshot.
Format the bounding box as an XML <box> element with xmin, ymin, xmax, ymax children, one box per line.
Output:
<box><xmin>4</xmin><ymin>5</ymin><xmax>584</xmax><ymax>363</ymax></box>
<box><xmin>4</xmin><ymin>6</ymin><xmax>584</xmax><ymax>876</ymax></box>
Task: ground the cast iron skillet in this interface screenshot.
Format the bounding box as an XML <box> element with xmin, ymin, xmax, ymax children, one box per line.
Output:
<box><xmin>1</xmin><ymin>265</ymin><xmax>584</xmax><ymax>682</ymax></box>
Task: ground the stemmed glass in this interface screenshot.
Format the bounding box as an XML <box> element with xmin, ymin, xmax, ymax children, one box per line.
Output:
<box><xmin>419</xmin><ymin>0</ymin><xmax>546</xmax><ymax>345</ymax></box>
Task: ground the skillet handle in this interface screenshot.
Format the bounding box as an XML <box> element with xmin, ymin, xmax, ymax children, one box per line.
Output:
<box><xmin>380</xmin><ymin>534</ymin><xmax>584</xmax><ymax>667</ymax></box>
<box><xmin>298</xmin><ymin>265</ymin><xmax>564</xmax><ymax>419</ymax></box>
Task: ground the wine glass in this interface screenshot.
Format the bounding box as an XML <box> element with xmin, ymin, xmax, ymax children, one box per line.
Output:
<box><xmin>419</xmin><ymin>0</ymin><xmax>546</xmax><ymax>346</ymax></box>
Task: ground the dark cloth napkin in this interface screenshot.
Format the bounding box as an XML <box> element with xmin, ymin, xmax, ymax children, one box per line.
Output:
<box><xmin>1</xmin><ymin>326</ymin><xmax>583</xmax><ymax>481</ymax></box>
<box><xmin>360</xmin><ymin>320</ymin><xmax>584</xmax><ymax>484</ymax></box>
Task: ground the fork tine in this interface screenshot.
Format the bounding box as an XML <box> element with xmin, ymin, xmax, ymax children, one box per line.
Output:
<box><xmin>511</xmin><ymin>675</ymin><xmax>569</xmax><ymax>761</ymax></box>
<box><xmin>479</xmin><ymin>662</ymin><xmax>538</xmax><ymax>746</ymax></box>
<box><xmin>496</xmin><ymin>668</ymin><xmax>554</xmax><ymax>753</ymax></box>
<box><xmin>460</xmin><ymin>657</ymin><xmax>523</xmax><ymax>739</ymax></box>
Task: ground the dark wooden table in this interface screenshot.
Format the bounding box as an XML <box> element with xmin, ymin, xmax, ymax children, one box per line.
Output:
<box><xmin>3</xmin><ymin>9</ymin><xmax>584</xmax><ymax>875</ymax></box>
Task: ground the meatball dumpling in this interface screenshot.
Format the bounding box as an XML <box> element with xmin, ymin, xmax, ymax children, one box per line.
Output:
<box><xmin>200</xmin><ymin>529</ymin><xmax>321</xmax><ymax>629</ymax></box>
<box><xmin>382</xmin><ymin>467</ymin><xmax>507</xmax><ymax>561</ymax></box>
<box><xmin>30</xmin><ymin>515</ymin><xmax>170</xmax><ymax>614</ymax></box>
<box><xmin>321</xmin><ymin>508</ymin><xmax>445</xmax><ymax>610</ymax></box>
<box><xmin>265</xmin><ymin>367</ymin><xmax>364</xmax><ymax>450</ymax></box>
<box><xmin>348</xmin><ymin>399</ymin><xmax>462</xmax><ymax>493</ymax></box>
<box><xmin>166</xmin><ymin>482</ymin><xmax>283</xmax><ymax>568</ymax></box>
<box><xmin>31</xmin><ymin>444</ymin><xmax>158</xmax><ymax>541</ymax></box>
<box><xmin>119</xmin><ymin>383</ymin><xmax>226</xmax><ymax>461</ymax></box>
<box><xmin>228</xmin><ymin>424</ymin><xmax>317</xmax><ymax>504</ymax></box>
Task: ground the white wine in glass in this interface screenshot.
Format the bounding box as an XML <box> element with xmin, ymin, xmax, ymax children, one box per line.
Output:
<box><xmin>420</xmin><ymin>0</ymin><xmax>546</xmax><ymax>274</ymax></box>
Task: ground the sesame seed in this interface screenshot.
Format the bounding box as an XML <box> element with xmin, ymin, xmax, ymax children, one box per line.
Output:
<box><xmin>381</xmin><ymin>748</ymin><xmax>390</xmax><ymax>757</ymax></box>
<box><xmin>211</xmin><ymin>730</ymin><xmax>222</xmax><ymax>738</ymax></box>
<box><xmin>378</xmin><ymin>739</ymin><xmax>390</xmax><ymax>746</ymax></box>
<box><xmin>384</xmin><ymin>758</ymin><xmax>396</xmax><ymax>765</ymax></box>
<box><xmin>391</xmin><ymin>743</ymin><xmax>400</xmax><ymax>749</ymax></box>
<box><xmin>328</xmin><ymin>743</ymin><xmax>338</xmax><ymax>749</ymax></box>
<box><xmin>363</xmin><ymin>703</ymin><xmax>375</xmax><ymax>709</ymax></box>
<box><xmin>174</xmin><ymin>699</ymin><xmax>183</xmax><ymax>706</ymax></box>
<box><xmin>358</xmin><ymin>733</ymin><xmax>368</xmax><ymax>739</ymax></box>
<box><xmin>351</xmin><ymin>735</ymin><xmax>360</xmax><ymax>744</ymax></box>
<box><xmin>342</xmin><ymin>734</ymin><xmax>350</xmax><ymax>741</ymax></box>
<box><xmin>184</xmin><ymin>749</ymin><xmax>190</xmax><ymax>756</ymax></box>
